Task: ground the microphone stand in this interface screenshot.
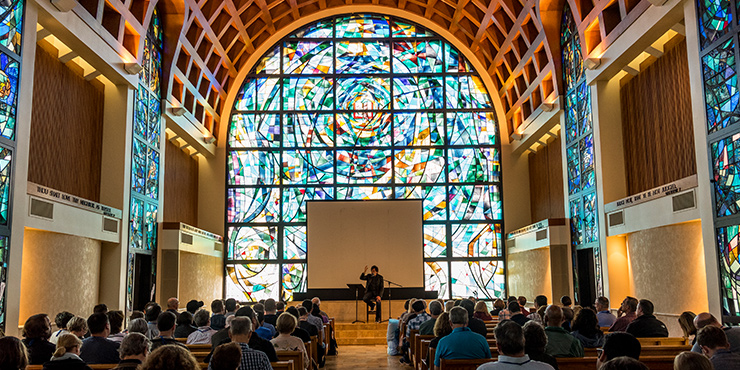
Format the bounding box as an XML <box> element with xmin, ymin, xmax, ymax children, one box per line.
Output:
<box><xmin>383</xmin><ymin>279</ymin><xmax>403</xmax><ymax>323</ymax></box>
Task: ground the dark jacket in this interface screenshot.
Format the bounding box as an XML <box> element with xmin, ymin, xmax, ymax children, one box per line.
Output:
<box><xmin>150</xmin><ymin>337</ymin><xmax>187</xmax><ymax>351</ymax></box>
<box><xmin>359</xmin><ymin>273</ymin><xmax>384</xmax><ymax>296</ymax></box>
<box><xmin>23</xmin><ymin>338</ymin><xmax>56</xmax><ymax>365</ymax></box>
<box><xmin>211</xmin><ymin>314</ymin><xmax>226</xmax><ymax>331</ymax></box>
<box><xmin>527</xmin><ymin>351</ymin><xmax>559</xmax><ymax>369</ymax></box>
<box><xmin>292</xmin><ymin>327</ymin><xmax>311</xmax><ymax>343</ymax></box>
<box><xmin>174</xmin><ymin>324</ymin><xmax>197</xmax><ymax>338</ymax></box>
<box><xmin>43</xmin><ymin>357</ymin><xmax>93</xmax><ymax>370</ymax></box>
<box><xmin>264</xmin><ymin>314</ymin><xmax>278</xmax><ymax>326</ymax></box>
<box><xmin>300</xmin><ymin>320</ymin><xmax>319</xmax><ymax>337</ymax></box>
<box><xmin>110</xmin><ymin>359</ymin><xmax>143</xmax><ymax>370</ymax></box>
<box><xmin>510</xmin><ymin>313</ymin><xmax>531</xmax><ymax>326</ymax></box>
<box><xmin>79</xmin><ymin>336</ymin><xmax>121</xmax><ymax>364</ymax></box>
<box><xmin>625</xmin><ymin>314</ymin><xmax>669</xmax><ymax>338</ymax></box>
<box><xmin>207</xmin><ymin>331</ymin><xmax>279</xmax><ymax>363</ymax></box>
<box><xmin>467</xmin><ymin>316</ymin><xmax>488</xmax><ymax>338</ymax></box>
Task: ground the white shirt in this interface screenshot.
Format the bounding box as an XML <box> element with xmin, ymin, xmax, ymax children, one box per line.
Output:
<box><xmin>187</xmin><ymin>326</ymin><xmax>217</xmax><ymax>344</ymax></box>
<box><xmin>477</xmin><ymin>355</ymin><xmax>555</xmax><ymax>370</ymax></box>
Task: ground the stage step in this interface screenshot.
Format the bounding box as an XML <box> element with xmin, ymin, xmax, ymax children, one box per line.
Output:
<box><xmin>335</xmin><ymin>322</ymin><xmax>389</xmax><ymax>345</ymax></box>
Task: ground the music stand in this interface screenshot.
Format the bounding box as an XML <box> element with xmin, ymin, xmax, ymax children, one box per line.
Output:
<box><xmin>382</xmin><ymin>279</ymin><xmax>403</xmax><ymax>323</ymax></box>
<box><xmin>347</xmin><ymin>283</ymin><xmax>366</xmax><ymax>324</ymax></box>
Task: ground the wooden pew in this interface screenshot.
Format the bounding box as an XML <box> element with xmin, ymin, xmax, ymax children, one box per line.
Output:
<box><xmin>408</xmin><ymin>329</ymin><xmax>419</xmax><ymax>367</ymax></box>
<box><xmin>439</xmin><ymin>358</ymin><xmax>494</xmax><ymax>369</ymax></box>
<box><xmin>556</xmin><ymin>356</ymin><xmax>675</xmax><ymax>370</ymax></box>
<box><xmin>272</xmin><ymin>360</ymin><xmax>295</xmax><ymax>370</ymax></box>
<box><xmin>584</xmin><ymin>345</ymin><xmax>690</xmax><ymax>358</ymax></box>
<box><xmin>415</xmin><ymin>334</ymin><xmax>434</xmax><ymax>370</ymax></box>
<box><xmin>186</xmin><ymin>343</ymin><xmax>213</xmax><ymax>363</ymax></box>
<box><xmin>310</xmin><ymin>336</ymin><xmax>319</xmax><ymax>369</ymax></box>
<box><xmin>276</xmin><ymin>350</ymin><xmax>305</xmax><ymax>370</ymax></box>
<box><xmin>419</xmin><ymin>339</ymin><xmax>432</xmax><ymax>370</ymax></box>
<box><xmin>637</xmin><ymin>337</ymin><xmax>689</xmax><ymax>346</ymax></box>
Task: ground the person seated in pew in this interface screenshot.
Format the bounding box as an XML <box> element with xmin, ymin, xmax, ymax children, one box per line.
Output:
<box><xmin>477</xmin><ymin>320</ymin><xmax>554</xmax><ymax>370</ymax></box>
<box><xmin>0</xmin><ymin>336</ymin><xmax>28</xmax><ymax>370</ymax></box>
<box><xmin>673</xmin><ymin>351</ymin><xmax>714</xmax><ymax>370</ymax></box>
<box><xmin>434</xmin><ymin>307</ymin><xmax>491</xmax><ymax>369</ymax></box>
<box><xmin>490</xmin><ymin>299</ymin><xmax>505</xmax><ymax>317</ymax></box>
<box><xmin>79</xmin><ymin>313</ymin><xmax>121</xmax><ymax>364</ymax></box>
<box><xmin>43</xmin><ymin>333</ymin><xmax>92</xmax><ymax>370</ymax></box>
<box><xmin>508</xmin><ymin>302</ymin><xmax>530</xmax><ymax>327</ymax></box>
<box><xmin>297</xmin><ymin>306</ymin><xmax>326</xmax><ymax>366</ymax></box>
<box><xmin>67</xmin><ymin>316</ymin><xmax>89</xmax><ymax>340</ymax></box>
<box><xmin>474</xmin><ymin>301</ymin><xmax>493</xmax><ymax>321</ymax></box>
<box><xmin>460</xmin><ymin>299</ymin><xmax>490</xmax><ymax>338</ymax></box>
<box><xmin>207</xmin><ymin>307</ymin><xmax>279</xmax><ymax>363</ymax></box>
<box><xmin>420</xmin><ymin>301</ymin><xmax>444</xmax><ymax>336</ymax></box>
<box><xmin>301</xmin><ymin>300</ymin><xmax>325</xmax><ymax>343</ymax></box>
<box><xmin>400</xmin><ymin>300</ymin><xmax>431</xmax><ymax>364</ymax></box>
<box><xmin>166</xmin><ymin>298</ymin><xmax>180</xmax><ymax>320</ymax></box>
<box><xmin>141</xmin><ymin>344</ymin><xmax>201</xmax><ymax>370</ymax></box>
<box><xmin>50</xmin><ymin>311</ymin><xmax>75</xmax><ymax>345</ymax></box>
<box><xmin>187</xmin><ymin>309</ymin><xmax>218</xmax><ymax>344</ymax></box>
<box><xmin>518</xmin><ymin>297</ymin><xmax>531</xmax><ymax>315</ymax></box>
<box><xmin>211</xmin><ymin>315</ymin><xmax>237</xmax><ymax>347</ymax></box>
<box><xmin>543</xmin><ymin>305</ymin><xmax>584</xmax><ymax>358</ymax></box>
<box><xmin>111</xmin><ymin>332</ymin><xmax>150</xmax><ymax>370</ymax></box>
<box><xmin>599</xmin><ymin>356</ymin><xmax>649</xmax><ymax>370</ymax></box>
<box><xmin>445</xmin><ymin>300</ymin><xmax>456</xmax><ymax>313</ymax></box>
<box><xmin>130</xmin><ymin>311</ymin><xmax>144</xmax><ymax>321</ymax></box>
<box><xmin>263</xmin><ymin>299</ymin><xmax>279</xmax><ymax>326</ymax></box>
<box><xmin>211</xmin><ymin>300</ymin><xmax>227</xmax><ymax>331</ymax></box>
<box><xmin>691</xmin><ymin>312</ymin><xmax>740</xmax><ymax>354</ymax></box>
<box><xmin>277</xmin><ymin>301</ymin><xmax>286</xmax><ymax>315</ymax></box>
<box><xmin>697</xmin><ymin>325</ymin><xmax>740</xmax><ymax>370</ymax></box>
<box><xmin>625</xmin><ymin>300</ymin><xmax>669</xmax><ymax>338</ymax></box>
<box><xmin>144</xmin><ymin>305</ymin><xmax>161</xmax><ymax>340</ymax></box>
<box><xmin>186</xmin><ymin>300</ymin><xmax>204</xmax><ymax>316</ymax></box>
<box><xmin>107</xmin><ymin>311</ymin><xmax>126</xmax><ymax>343</ymax></box>
<box><xmin>560</xmin><ymin>297</ymin><xmax>574</xmax><ymax>332</ymax></box>
<box><xmin>498</xmin><ymin>297</ymin><xmax>516</xmax><ymax>321</ymax></box>
<box><xmin>271</xmin><ymin>313</ymin><xmax>309</xmax><ymax>369</ymax></box>
<box><xmin>596</xmin><ymin>332</ymin><xmax>641</xmax><ymax>369</ymax></box>
<box><xmin>609</xmin><ymin>296</ymin><xmax>638</xmax><ymax>332</ymax></box>
<box><xmin>149</xmin><ymin>312</ymin><xmax>187</xmax><ymax>351</ymax></box>
<box><xmin>227</xmin><ymin>317</ymin><xmax>273</xmax><ymax>370</ymax></box>
<box><xmin>174</xmin><ymin>311</ymin><xmax>197</xmax><ymax>339</ymax></box>
<box><xmin>210</xmin><ymin>342</ymin><xmax>242</xmax><ymax>370</ymax></box>
<box><xmin>527</xmin><ymin>296</ymin><xmax>548</xmax><ymax>325</ymax></box>
<box><xmin>127</xmin><ymin>318</ymin><xmax>149</xmax><ymax>338</ymax></box>
<box><xmin>285</xmin><ymin>307</ymin><xmax>311</xmax><ymax>343</ymax></box>
<box><xmin>430</xmin><ymin>312</ymin><xmax>453</xmax><ymax>350</ymax></box>
<box><xmin>522</xmin><ymin>321</ymin><xmax>558</xmax><ymax>369</ymax></box>
<box><xmin>569</xmin><ymin>308</ymin><xmax>604</xmax><ymax>348</ymax></box>
<box><xmin>22</xmin><ymin>314</ymin><xmax>56</xmax><ymax>365</ymax></box>
<box><xmin>595</xmin><ymin>297</ymin><xmax>617</xmax><ymax>328</ymax></box>
<box><xmin>311</xmin><ymin>297</ymin><xmax>329</xmax><ymax>324</ymax></box>
<box><xmin>678</xmin><ymin>312</ymin><xmax>697</xmax><ymax>345</ymax></box>
<box><xmin>254</xmin><ymin>310</ymin><xmax>275</xmax><ymax>341</ymax></box>
<box><xmin>225</xmin><ymin>299</ymin><xmax>239</xmax><ymax>319</ymax></box>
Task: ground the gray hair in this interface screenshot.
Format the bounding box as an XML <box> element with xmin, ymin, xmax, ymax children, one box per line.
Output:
<box><xmin>495</xmin><ymin>320</ymin><xmax>525</xmax><ymax>355</ymax></box>
<box><xmin>225</xmin><ymin>315</ymin><xmax>236</xmax><ymax>328</ymax></box>
<box><xmin>119</xmin><ymin>332</ymin><xmax>150</xmax><ymax>358</ymax></box>
<box><xmin>193</xmin><ymin>309</ymin><xmax>210</xmax><ymax>327</ymax></box>
<box><xmin>449</xmin><ymin>307</ymin><xmax>469</xmax><ymax>325</ymax></box>
<box><xmin>229</xmin><ymin>317</ymin><xmax>252</xmax><ymax>336</ymax></box>
<box><xmin>445</xmin><ymin>301</ymin><xmax>455</xmax><ymax>312</ymax></box>
<box><xmin>127</xmin><ymin>318</ymin><xmax>149</xmax><ymax>336</ymax></box>
<box><xmin>429</xmin><ymin>301</ymin><xmax>443</xmax><ymax>316</ymax></box>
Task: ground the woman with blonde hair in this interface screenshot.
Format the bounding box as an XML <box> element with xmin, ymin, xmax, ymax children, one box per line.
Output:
<box><xmin>430</xmin><ymin>312</ymin><xmax>452</xmax><ymax>349</ymax></box>
<box><xmin>42</xmin><ymin>334</ymin><xmax>91</xmax><ymax>370</ymax></box>
<box><xmin>678</xmin><ymin>312</ymin><xmax>698</xmax><ymax>344</ymax></box>
<box><xmin>473</xmin><ymin>301</ymin><xmax>493</xmax><ymax>321</ymax></box>
<box><xmin>66</xmin><ymin>317</ymin><xmax>88</xmax><ymax>339</ymax></box>
<box><xmin>141</xmin><ymin>345</ymin><xmax>200</xmax><ymax>370</ymax></box>
<box><xmin>674</xmin><ymin>351</ymin><xmax>713</xmax><ymax>370</ymax></box>
<box><xmin>271</xmin><ymin>313</ymin><xmax>309</xmax><ymax>369</ymax></box>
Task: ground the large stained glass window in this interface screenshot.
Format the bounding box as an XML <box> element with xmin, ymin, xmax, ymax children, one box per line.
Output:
<box><xmin>697</xmin><ymin>0</ymin><xmax>740</xmax><ymax>322</ymax></box>
<box><xmin>561</xmin><ymin>6</ymin><xmax>603</xmax><ymax>301</ymax></box>
<box><xmin>126</xmin><ymin>8</ymin><xmax>162</xmax><ymax>312</ymax></box>
<box><xmin>226</xmin><ymin>14</ymin><xmax>505</xmax><ymax>301</ymax></box>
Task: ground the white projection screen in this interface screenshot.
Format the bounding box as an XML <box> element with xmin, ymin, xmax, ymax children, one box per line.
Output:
<box><xmin>307</xmin><ymin>200</ymin><xmax>424</xmax><ymax>289</ymax></box>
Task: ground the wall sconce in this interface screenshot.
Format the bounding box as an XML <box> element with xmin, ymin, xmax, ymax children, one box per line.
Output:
<box><xmin>511</xmin><ymin>133</ymin><xmax>523</xmax><ymax>141</ymax></box>
<box><xmin>124</xmin><ymin>62</ymin><xmax>143</xmax><ymax>75</ymax></box>
<box><xmin>171</xmin><ymin>107</ymin><xmax>187</xmax><ymax>116</ymax></box>
<box><xmin>204</xmin><ymin>135</ymin><xmax>216</xmax><ymax>144</ymax></box>
<box><xmin>541</xmin><ymin>103</ymin><xmax>555</xmax><ymax>112</ymax></box>
<box><xmin>584</xmin><ymin>58</ymin><xmax>601</xmax><ymax>70</ymax></box>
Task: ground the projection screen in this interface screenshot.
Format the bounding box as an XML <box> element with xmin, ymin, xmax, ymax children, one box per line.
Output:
<box><xmin>306</xmin><ymin>200</ymin><xmax>424</xmax><ymax>289</ymax></box>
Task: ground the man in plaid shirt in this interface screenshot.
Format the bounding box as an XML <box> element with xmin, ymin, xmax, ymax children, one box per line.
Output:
<box><xmin>229</xmin><ymin>317</ymin><xmax>273</xmax><ymax>370</ymax></box>
<box><xmin>400</xmin><ymin>300</ymin><xmax>431</xmax><ymax>364</ymax></box>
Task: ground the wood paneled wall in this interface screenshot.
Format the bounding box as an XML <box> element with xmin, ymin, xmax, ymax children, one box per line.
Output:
<box><xmin>620</xmin><ymin>40</ymin><xmax>696</xmax><ymax>195</ymax></box>
<box><xmin>29</xmin><ymin>46</ymin><xmax>104</xmax><ymax>201</ymax></box>
<box><xmin>529</xmin><ymin>137</ymin><xmax>565</xmax><ymax>222</ymax></box>
<box><xmin>163</xmin><ymin>140</ymin><xmax>199</xmax><ymax>226</ymax></box>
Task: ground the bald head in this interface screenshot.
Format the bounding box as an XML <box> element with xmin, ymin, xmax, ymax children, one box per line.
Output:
<box><xmin>167</xmin><ymin>297</ymin><xmax>179</xmax><ymax>310</ymax></box>
<box><xmin>694</xmin><ymin>312</ymin><xmax>720</xmax><ymax>330</ymax></box>
<box><xmin>544</xmin><ymin>305</ymin><xmax>563</xmax><ymax>327</ymax></box>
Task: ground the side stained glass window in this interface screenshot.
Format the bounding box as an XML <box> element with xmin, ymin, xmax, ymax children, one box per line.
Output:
<box><xmin>561</xmin><ymin>5</ymin><xmax>603</xmax><ymax>300</ymax></box>
<box><xmin>126</xmin><ymin>8</ymin><xmax>162</xmax><ymax>313</ymax></box>
<box><xmin>226</xmin><ymin>14</ymin><xmax>505</xmax><ymax>301</ymax></box>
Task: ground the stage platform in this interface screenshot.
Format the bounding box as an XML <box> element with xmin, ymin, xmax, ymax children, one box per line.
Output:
<box><xmin>314</xmin><ymin>299</ymin><xmax>416</xmax><ymax>324</ymax></box>
<box><xmin>335</xmin><ymin>322</ymin><xmax>389</xmax><ymax>345</ymax></box>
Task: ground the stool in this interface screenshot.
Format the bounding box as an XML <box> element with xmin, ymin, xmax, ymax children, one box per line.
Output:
<box><xmin>366</xmin><ymin>307</ymin><xmax>376</xmax><ymax>323</ymax></box>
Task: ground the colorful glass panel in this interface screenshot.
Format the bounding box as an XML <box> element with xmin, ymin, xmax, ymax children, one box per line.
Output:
<box><xmin>144</xmin><ymin>203</ymin><xmax>157</xmax><ymax>250</ymax></box>
<box><xmin>0</xmin><ymin>148</ymin><xmax>10</xmax><ymax>225</ymax></box>
<box><xmin>712</xmin><ymin>133</ymin><xmax>740</xmax><ymax>216</ymax></box>
<box><xmin>146</xmin><ymin>148</ymin><xmax>159</xmax><ymax>199</ymax></box>
<box><xmin>284</xmin><ymin>226</ymin><xmax>307</xmax><ymax>259</ymax></box>
<box><xmin>228</xmin><ymin>151</ymin><xmax>280</xmax><ymax>185</ymax></box>
<box><xmin>228</xmin><ymin>226</ymin><xmax>278</xmax><ymax>260</ymax></box>
<box><xmin>284</xmin><ymin>114</ymin><xmax>334</xmax><ymax>147</ymax></box>
<box><xmin>450</xmin><ymin>260</ymin><xmax>505</xmax><ymax>299</ymax></box>
<box><xmin>282</xmin><ymin>150</ymin><xmax>334</xmax><ymax>185</ymax></box>
<box><xmin>284</xmin><ymin>41</ymin><xmax>333</xmax><ymax>74</ymax></box>
<box><xmin>0</xmin><ymin>52</ymin><xmax>18</xmax><ymax>140</ymax></box>
<box><xmin>393</xmin><ymin>113</ymin><xmax>444</xmax><ymax>146</ymax></box>
<box><xmin>697</xmin><ymin>0</ymin><xmax>732</xmax><ymax>49</ymax></box>
<box><xmin>448</xmin><ymin>185</ymin><xmax>501</xmax><ymax>220</ymax></box>
<box><xmin>283</xmin><ymin>77</ymin><xmax>334</xmax><ymax>111</ymax></box>
<box><xmin>132</xmin><ymin>139</ymin><xmax>147</xmax><ymax>194</ymax></box>
<box><xmin>336</xmin><ymin>186</ymin><xmax>393</xmax><ymax>200</ymax></box>
<box><xmin>0</xmin><ymin>0</ymin><xmax>23</xmax><ymax>53</ymax></box>
<box><xmin>129</xmin><ymin>198</ymin><xmax>144</xmax><ymax>249</ymax></box>
<box><xmin>336</xmin><ymin>113</ymin><xmax>391</xmax><ymax>147</ymax></box>
<box><xmin>229</xmin><ymin>114</ymin><xmax>281</xmax><ymax>148</ymax></box>
<box><xmin>717</xmin><ymin>225</ymin><xmax>740</xmax><ymax>317</ymax></box>
<box><xmin>425</xmin><ymin>261</ymin><xmax>448</xmax><ymax>298</ymax></box>
<box><xmin>336</xmin><ymin>149</ymin><xmax>392</xmax><ymax>184</ymax></box>
<box><xmin>447</xmin><ymin>112</ymin><xmax>497</xmax><ymax>145</ymax></box>
<box><xmin>282</xmin><ymin>187</ymin><xmax>334</xmax><ymax>222</ymax></box>
<box><xmin>391</xmin><ymin>21</ymin><xmax>433</xmax><ymax>38</ymax></box>
<box><xmin>393</xmin><ymin>76</ymin><xmax>444</xmax><ymax>109</ymax></box>
<box><xmin>394</xmin><ymin>149</ymin><xmax>445</xmax><ymax>184</ymax></box>
<box><xmin>451</xmin><ymin>223</ymin><xmax>501</xmax><ymax>257</ymax></box>
<box><xmin>392</xmin><ymin>41</ymin><xmax>443</xmax><ymax>73</ymax></box>
<box><xmin>335</xmin><ymin>15</ymin><xmax>390</xmax><ymax>38</ymax></box>
<box><xmin>0</xmin><ymin>236</ymin><xmax>8</xmax><ymax>327</ymax></box>
<box><xmin>423</xmin><ymin>224</ymin><xmax>447</xmax><ymax>258</ymax></box>
<box><xmin>227</xmin><ymin>188</ymin><xmax>280</xmax><ymax>223</ymax></box>
<box><xmin>336</xmin><ymin>41</ymin><xmax>390</xmax><ymax>73</ymax></box>
<box><xmin>703</xmin><ymin>39</ymin><xmax>740</xmax><ymax>133</ymax></box>
<box><xmin>281</xmin><ymin>263</ymin><xmax>307</xmax><ymax>301</ymax></box>
<box><xmin>226</xmin><ymin>264</ymin><xmax>280</xmax><ymax>302</ymax></box>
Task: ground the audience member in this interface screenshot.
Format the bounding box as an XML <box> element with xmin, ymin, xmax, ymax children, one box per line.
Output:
<box><xmin>459</xmin><ymin>299</ymin><xmax>489</xmax><ymax>338</ymax></box>
<box><xmin>50</xmin><ymin>311</ymin><xmax>75</xmax><ymax>345</ymax></box>
<box><xmin>127</xmin><ymin>318</ymin><xmax>149</xmax><ymax>337</ymax></box>
<box><xmin>609</xmin><ymin>296</ymin><xmax>638</xmax><ymax>332</ymax></box>
<box><xmin>0</xmin><ymin>336</ymin><xmax>28</xmax><ymax>370</ymax></box>
<box><xmin>150</xmin><ymin>312</ymin><xmax>186</xmax><ymax>351</ymax></box>
<box><xmin>263</xmin><ymin>299</ymin><xmax>278</xmax><ymax>326</ymax></box>
<box><xmin>474</xmin><ymin>301</ymin><xmax>493</xmax><ymax>321</ymax></box>
<box><xmin>542</xmin><ymin>305</ymin><xmax>583</xmax><ymax>358</ymax></box>
<box><xmin>596</xmin><ymin>332</ymin><xmax>641</xmax><ymax>369</ymax></box>
<box><xmin>400</xmin><ymin>300</ymin><xmax>431</xmax><ymax>364</ymax></box>
<box><xmin>284</xmin><ymin>307</ymin><xmax>310</xmax><ymax>344</ymax></box>
<box><xmin>522</xmin><ymin>321</ymin><xmax>558</xmax><ymax>369</ymax></box>
<box><xmin>599</xmin><ymin>356</ymin><xmax>649</xmax><ymax>370</ymax></box>
<box><xmin>301</xmin><ymin>300</ymin><xmax>325</xmax><ymax>342</ymax></box>
<box><xmin>569</xmin><ymin>308</ymin><xmax>604</xmax><ymax>348</ymax></box>
<box><xmin>311</xmin><ymin>297</ymin><xmax>329</xmax><ymax>323</ymax></box>
<box><xmin>211</xmin><ymin>300</ymin><xmax>226</xmax><ymax>331</ymax></box>
<box><xmin>141</xmin><ymin>345</ymin><xmax>200</xmax><ymax>370</ymax></box>
<box><xmin>527</xmin><ymin>296</ymin><xmax>548</xmax><ymax>325</ymax></box>
<box><xmin>595</xmin><ymin>297</ymin><xmax>616</xmax><ymax>328</ymax></box>
<box><xmin>22</xmin><ymin>313</ymin><xmax>56</xmax><ymax>365</ymax></box>
<box><xmin>625</xmin><ymin>299</ymin><xmax>669</xmax><ymax>337</ymax></box>
<box><xmin>560</xmin><ymin>296</ymin><xmax>574</xmax><ymax>331</ymax></box>
<box><xmin>228</xmin><ymin>317</ymin><xmax>272</xmax><ymax>370</ymax></box>
<box><xmin>434</xmin><ymin>307</ymin><xmax>491</xmax><ymax>368</ymax></box>
<box><xmin>209</xmin><ymin>307</ymin><xmax>278</xmax><ymax>363</ymax></box>
<box><xmin>673</xmin><ymin>351</ymin><xmax>713</xmax><ymax>370</ymax></box>
<box><xmin>186</xmin><ymin>300</ymin><xmax>204</xmax><ymax>315</ymax></box>
<box><xmin>498</xmin><ymin>297</ymin><xmax>516</xmax><ymax>321</ymax></box>
<box><xmin>67</xmin><ymin>316</ymin><xmax>88</xmax><ymax>339</ymax></box>
<box><xmin>211</xmin><ymin>315</ymin><xmax>237</xmax><ymax>347</ymax></box>
<box><xmin>144</xmin><ymin>304</ymin><xmax>162</xmax><ymax>340</ymax></box>
<box><xmin>253</xmin><ymin>310</ymin><xmax>273</xmax><ymax>341</ymax></box>
<box><xmin>518</xmin><ymin>296</ymin><xmax>530</xmax><ymax>313</ymax></box>
<box><xmin>490</xmin><ymin>299</ymin><xmax>505</xmax><ymax>317</ymax></box>
<box><xmin>429</xmin><ymin>312</ymin><xmax>452</xmax><ymax>351</ymax></box>
<box><xmin>187</xmin><ymin>309</ymin><xmax>217</xmax><ymax>344</ymax></box>
<box><xmin>277</xmin><ymin>301</ymin><xmax>287</xmax><ymax>314</ymax></box>
<box><xmin>271</xmin><ymin>313</ymin><xmax>309</xmax><ymax>369</ymax></box>
<box><xmin>107</xmin><ymin>311</ymin><xmax>126</xmax><ymax>343</ymax></box>
<box><xmin>477</xmin><ymin>320</ymin><xmax>554</xmax><ymax>369</ymax></box>
<box><xmin>111</xmin><ymin>332</ymin><xmax>150</xmax><ymax>370</ymax></box>
<box><xmin>420</xmin><ymin>300</ymin><xmax>443</xmax><ymax>335</ymax></box>
<box><xmin>445</xmin><ymin>300</ymin><xmax>455</xmax><ymax>313</ymax></box>
<box><xmin>691</xmin><ymin>312</ymin><xmax>740</xmax><ymax>353</ymax></box>
<box><xmin>166</xmin><ymin>298</ymin><xmax>180</xmax><ymax>319</ymax></box>
<box><xmin>129</xmin><ymin>311</ymin><xmax>144</xmax><ymax>321</ymax></box>
<box><xmin>94</xmin><ymin>304</ymin><xmax>109</xmax><ymax>314</ymax></box>
<box><xmin>174</xmin><ymin>311</ymin><xmax>197</xmax><ymax>339</ymax></box>
<box><xmin>224</xmin><ymin>298</ymin><xmax>238</xmax><ymax>318</ymax></box>
<box><xmin>43</xmin><ymin>333</ymin><xmax>91</xmax><ymax>370</ymax></box>
<box><xmin>80</xmin><ymin>312</ymin><xmax>120</xmax><ymax>364</ymax></box>
<box><xmin>254</xmin><ymin>304</ymin><xmax>276</xmax><ymax>338</ymax></box>
<box><xmin>210</xmin><ymin>342</ymin><xmax>242</xmax><ymax>370</ymax></box>
<box><xmin>697</xmin><ymin>325</ymin><xmax>740</xmax><ymax>369</ymax></box>
<box><xmin>679</xmin><ymin>312</ymin><xmax>697</xmax><ymax>344</ymax></box>
<box><xmin>508</xmin><ymin>302</ymin><xmax>530</xmax><ymax>326</ymax></box>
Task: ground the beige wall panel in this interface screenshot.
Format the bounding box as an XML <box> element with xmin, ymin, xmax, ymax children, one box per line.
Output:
<box><xmin>178</xmin><ymin>252</ymin><xmax>223</xmax><ymax>306</ymax></box>
<box><xmin>626</xmin><ymin>222</ymin><xmax>708</xmax><ymax>318</ymax></box>
<box><xmin>507</xmin><ymin>248</ymin><xmax>552</xmax><ymax>302</ymax></box>
<box><xmin>19</xmin><ymin>229</ymin><xmax>101</xmax><ymax>324</ymax></box>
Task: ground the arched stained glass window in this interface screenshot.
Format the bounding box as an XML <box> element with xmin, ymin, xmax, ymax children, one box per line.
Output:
<box><xmin>561</xmin><ymin>5</ymin><xmax>602</xmax><ymax>300</ymax></box>
<box><xmin>226</xmin><ymin>14</ymin><xmax>505</xmax><ymax>301</ymax></box>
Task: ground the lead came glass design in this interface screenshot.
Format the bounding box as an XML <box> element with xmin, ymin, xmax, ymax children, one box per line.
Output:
<box><xmin>703</xmin><ymin>39</ymin><xmax>740</xmax><ymax>133</ymax></box>
<box><xmin>697</xmin><ymin>0</ymin><xmax>732</xmax><ymax>49</ymax></box>
<box><xmin>227</xmin><ymin>14</ymin><xmax>504</xmax><ymax>300</ymax></box>
<box><xmin>712</xmin><ymin>133</ymin><xmax>740</xmax><ymax>216</ymax></box>
<box><xmin>0</xmin><ymin>53</ymin><xmax>19</xmax><ymax>140</ymax></box>
<box><xmin>0</xmin><ymin>148</ymin><xmax>11</xmax><ymax>225</ymax></box>
<box><xmin>717</xmin><ymin>226</ymin><xmax>740</xmax><ymax>316</ymax></box>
